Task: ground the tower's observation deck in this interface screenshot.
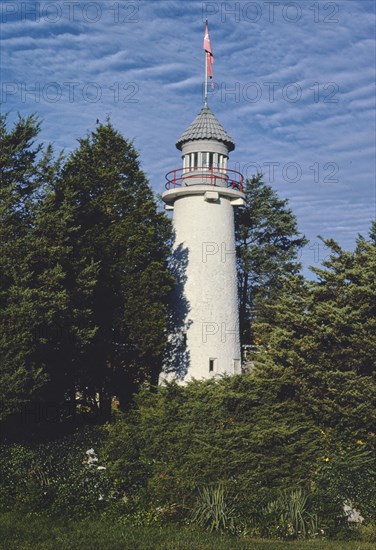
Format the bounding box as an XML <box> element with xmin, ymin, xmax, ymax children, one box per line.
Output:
<box><xmin>160</xmin><ymin>105</ymin><xmax>245</xmax><ymax>383</ymax></box>
<box><xmin>165</xmin><ymin>166</ymin><xmax>243</xmax><ymax>191</ymax></box>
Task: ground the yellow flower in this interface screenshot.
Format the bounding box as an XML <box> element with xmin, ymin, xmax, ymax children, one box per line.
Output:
<box><xmin>324</xmin><ymin>457</ymin><xmax>330</xmax><ymax>462</ymax></box>
<box><xmin>356</xmin><ymin>440</ymin><xmax>365</xmax><ymax>445</ymax></box>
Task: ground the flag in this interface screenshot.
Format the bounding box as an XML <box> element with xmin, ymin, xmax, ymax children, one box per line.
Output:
<box><xmin>203</xmin><ymin>20</ymin><xmax>214</xmax><ymax>88</ymax></box>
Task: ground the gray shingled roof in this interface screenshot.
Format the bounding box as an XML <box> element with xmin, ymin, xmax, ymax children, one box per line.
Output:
<box><xmin>176</xmin><ymin>106</ymin><xmax>235</xmax><ymax>152</ymax></box>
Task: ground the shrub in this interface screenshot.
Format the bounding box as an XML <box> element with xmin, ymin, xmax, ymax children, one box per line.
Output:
<box><xmin>103</xmin><ymin>376</ymin><xmax>323</xmax><ymax>518</ymax></box>
<box><xmin>2</xmin><ymin>372</ymin><xmax>374</xmax><ymax>537</ymax></box>
<box><xmin>313</xmin><ymin>443</ymin><xmax>376</xmax><ymax>524</ymax></box>
<box><xmin>0</xmin><ymin>426</ymin><xmax>111</xmax><ymax>518</ymax></box>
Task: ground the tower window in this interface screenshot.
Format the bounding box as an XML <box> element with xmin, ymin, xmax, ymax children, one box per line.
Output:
<box><xmin>209</xmin><ymin>358</ymin><xmax>216</xmax><ymax>372</ymax></box>
<box><xmin>193</xmin><ymin>152</ymin><xmax>198</xmax><ymax>169</ymax></box>
<box><xmin>219</xmin><ymin>155</ymin><xmax>227</xmax><ymax>170</ymax></box>
<box><xmin>208</xmin><ymin>152</ymin><xmax>214</xmax><ymax>168</ymax></box>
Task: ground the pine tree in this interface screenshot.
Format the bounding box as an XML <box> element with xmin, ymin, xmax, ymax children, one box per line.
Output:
<box><xmin>0</xmin><ymin>115</ymin><xmax>62</xmax><ymax>422</ymax></box>
<box><xmin>0</xmin><ymin>114</ymin><xmax>98</xmax><ymax>431</ymax></box>
<box><xmin>58</xmin><ymin>120</ymin><xmax>174</xmax><ymax>415</ymax></box>
<box><xmin>1</xmin><ymin>116</ymin><xmax>173</xmax><ymax>429</ymax></box>
<box><xmin>29</xmin><ymin>157</ymin><xmax>99</xmax><ymax>423</ymax></box>
<box><xmin>1</xmin><ymin>114</ymin><xmax>45</xmax><ymax>421</ymax></box>
<box><xmin>253</xmin><ymin>225</ymin><xmax>376</xmax><ymax>440</ymax></box>
<box><xmin>235</xmin><ymin>174</ymin><xmax>307</xmax><ymax>347</ymax></box>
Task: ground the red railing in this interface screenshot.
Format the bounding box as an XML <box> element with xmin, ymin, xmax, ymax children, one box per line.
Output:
<box><xmin>165</xmin><ymin>167</ymin><xmax>243</xmax><ymax>192</ymax></box>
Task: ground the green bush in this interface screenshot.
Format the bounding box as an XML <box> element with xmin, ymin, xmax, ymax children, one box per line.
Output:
<box><xmin>103</xmin><ymin>377</ymin><xmax>323</xmax><ymax>518</ymax></box>
<box><xmin>1</xmin><ymin>373</ymin><xmax>374</xmax><ymax>537</ymax></box>
<box><xmin>102</xmin><ymin>375</ymin><xmax>375</xmax><ymax>536</ymax></box>
<box><xmin>313</xmin><ymin>443</ymin><xmax>376</xmax><ymax>523</ymax></box>
<box><xmin>0</xmin><ymin>426</ymin><xmax>111</xmax><ymax>518</ymax></box>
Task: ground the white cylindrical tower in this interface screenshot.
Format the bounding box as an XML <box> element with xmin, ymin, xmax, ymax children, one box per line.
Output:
<box><xmin>160</xmin><ymin>106</ymin><xmax>245</xmax><ymax>383</ymax></box>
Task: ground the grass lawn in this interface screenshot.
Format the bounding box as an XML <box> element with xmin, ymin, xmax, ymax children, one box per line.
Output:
<box><xmin>0</xmin><ymin>512</ymin><xmax>373</xmax><ymax>550</ymax></box>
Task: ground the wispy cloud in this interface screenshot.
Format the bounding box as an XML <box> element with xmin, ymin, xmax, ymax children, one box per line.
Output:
<box><xmin>1</xmin><ymin>0</ymin><xmax>375</xmax><ymax>274</ymax></box>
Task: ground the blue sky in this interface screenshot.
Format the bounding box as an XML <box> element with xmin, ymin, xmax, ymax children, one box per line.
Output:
<box><xmin>1</xmin><ymin>0</ymin><xmax>375</xmax><ymax>274</ymax></box>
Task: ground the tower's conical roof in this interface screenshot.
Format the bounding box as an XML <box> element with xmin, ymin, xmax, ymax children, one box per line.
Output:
<box><xmin>176</xmin><ymin>106</ymin><xmax>235</xmax><ymax>152</ymax></box>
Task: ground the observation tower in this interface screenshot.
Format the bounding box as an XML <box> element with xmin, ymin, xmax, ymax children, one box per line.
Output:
<box><xmin>159</xmin><ymin>21</ymin><xmax>245</xmax><ymax>383</ymax></box>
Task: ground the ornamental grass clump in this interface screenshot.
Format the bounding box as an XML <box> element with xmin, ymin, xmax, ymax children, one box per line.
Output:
<box><xmin>191</xmin><ymin>483</ymin><xmax>236</xmax><ymax>534</ymax></box>
<box><xmin>263</xmin><ymin>488</ymin><xmax>321</xmax><ymax>539</ymax></box>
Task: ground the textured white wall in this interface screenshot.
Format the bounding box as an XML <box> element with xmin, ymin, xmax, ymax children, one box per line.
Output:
<box><xmin>161</xmin><ymin>188</ymin><xmax>242</xmax><ymax>383</ymax></box>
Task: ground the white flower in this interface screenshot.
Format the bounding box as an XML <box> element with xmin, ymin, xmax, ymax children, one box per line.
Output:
<box><xmin>85</xmin><ymin>448</ymin><xmax>99</xmax><ymax>465</ymax></box>
<box><xmin>343</xmin><ymin>502</ymin><xmax>364</xmax><ymax>523</ymax></box>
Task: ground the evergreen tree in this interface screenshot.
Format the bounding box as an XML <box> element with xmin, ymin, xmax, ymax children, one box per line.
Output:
<box><xmin>251</xmin><ymin>227</ymin><xmax>376</xmax><ymax>516</ymax></box>
<box><xmin>0</xmin><ymin>113</ymin><xmax>50</xmax><ymax>421</ymax></box>
<box><xmin>235</xmin><ymin>174</ymin><xmax>307</xmax><ymax>347</ymax></box>
<box><xmin>253</xmin><ymin>225</ymin><xmax>376</xmax><ymax>440</ymax></box>
<box><xmin>0</xmin><ymin>116</ymin><xmax>61</xmax><ymax>419</ymax></box>
<box><xmin>58</xmin><ymin>121</ymin><xmax>173</xmax><ymax>415</ymax></box>
<box><xmin>0</xmin><ymin>114</ymin><xmax>98</xmax><ymax>429</ymax></box>
<box><xmin>1</xmin><ymin>116</ymin><xmax>173</xmax><ymax>429</ymax></box>
<box><xmin>29</xmin><ymin>159</ymin><xmax>99</xmax><ymax>423</ymax></box>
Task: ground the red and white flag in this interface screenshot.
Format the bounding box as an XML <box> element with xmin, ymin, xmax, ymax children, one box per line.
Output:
<box><xmin>203</xmin><ymin>20</ymin><xmax>214</xmax><ymax>88</ymax></box>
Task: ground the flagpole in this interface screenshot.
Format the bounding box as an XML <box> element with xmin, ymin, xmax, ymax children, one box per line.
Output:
<box><xmin>204</xmin><ymin>18</ymin><xmax>212</xmax><ymax>107</ymax></box>
<box><xmin>204</xmin><ymin>50</ymin><xmax>208</xmax><ymax>106</ymax></box>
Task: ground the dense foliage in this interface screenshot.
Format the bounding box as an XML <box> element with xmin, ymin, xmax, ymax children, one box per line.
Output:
<box><xmin>250</xmin><ymin>229</ymin><xmax>376</xmax><ymax>523</ymax></box>
<box><xmin>253</xmin><ymin>232</ymin><xmax>376</xmax><ymax>430</ymax></box>
<box><xmin>101</xmin><ymin>371</ymin><xmax>375</xmax><ymax>537</ymax></box>
<box><xmin>0</xmin><ymin>113</ymin><xmax>65</xmax><ymax>423</ymax></box>
<box><xmin>0</xmin><ymin>114</ymin><xmax>173</xmax><ymax>433</ymax></box>
<box><xmin>1</xmin><ymin>372</ymin><xmax>375</xmax><ymax>539</ymax></box>
<box><xmin>235</xmin><ymin>174</ymin><xmax>307</xmax><ymax>347</ymax></box>
<box><xmin>0</xmin><ymin>427</ymin><xmax>110</xmax><ymax>518</ymax></box>
<box><xmin>55</xmin><ymin>120</ymin><xmax>174</xmax><ymax>414</ymax></box>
